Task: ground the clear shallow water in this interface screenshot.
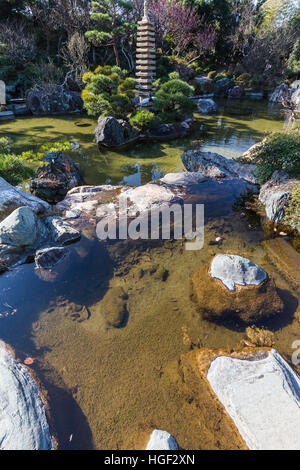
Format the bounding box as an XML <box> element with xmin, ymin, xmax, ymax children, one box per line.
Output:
<box><xmin>0</xmin><ymin>100</ymin><xmax>299</xmax><ymax>450</ymax></box>
<box><xmin>0</xmin><ymin>100</ymin><xmax>285</xmax><ymax>186</ymax></box>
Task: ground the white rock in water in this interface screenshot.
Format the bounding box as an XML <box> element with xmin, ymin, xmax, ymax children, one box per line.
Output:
<box><xmin>146</xmin><ymin>430</ymin><xmax>179</xmax><ymax>450</ymax></box>
<box><xmin>207</xmin><ymin>350</ymin><xmax>300</xmax><ymax>450</ymax></box>
<box><xmin>0</xmin><ymin>176</ymin><xmax>50</xmax><ymax>217</ymax></box>
<box><xmin>119</xmin><ymin>183</ymin><xmax>179</xmax><ymax>213</ymax></box>
<box><xmin>161</xmin><ymin>172</ymin><xmax>207</xmax><ymax>186</ymax></box>
<box><xmin>210</xmin><ymin>254</ymin><xmax>267</xmax><ymax>291</ymax></box>
<box><xmin>0</xmin><ymin>341</ymin><xmax>53</xmax><ymax>450</ymax></box>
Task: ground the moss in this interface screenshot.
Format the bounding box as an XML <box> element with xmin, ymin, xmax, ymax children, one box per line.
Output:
<box><xmin>245</xmin><ymin>326</ymin><xmax>275</xmax><ymax>347</ymax></box>
<box><xmin>154</xmin><ymin>266</ymin><xmax>169</xmax><ymax>282</ymax></box>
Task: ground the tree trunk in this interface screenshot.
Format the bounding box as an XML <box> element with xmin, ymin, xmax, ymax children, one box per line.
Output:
<box><xmin>113</xmin><ymin>38</ymin><xmax>120</xmax><ymax>67</ymax></box>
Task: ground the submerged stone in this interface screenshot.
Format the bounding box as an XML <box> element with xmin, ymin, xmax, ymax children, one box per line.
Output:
<box><xmin>192</xmin><ymin>255</ymin><xmax>283</xmax><ymax>323</ymax></box>
<box><xmin>207</xmin><ymin>349</ymin><xmax>300</xmax><ymax>450</ymax></box>
<box><xmin>35</xmin><ymin>246</ymin><xmax>67</xmax><ymax>270</ymax></box>
<box><xmin>146</xmin><ymin>430</ymin><xmax>178</xmax><ymax>450</ymax></box>
<box><xmin>102</xmin><ymin>287</ymin><xmax>128</xmax><ymax>328</ymax></box>
<box><xmin>0</xmin><ymin>341</ymin><xmax>53</xmax><ymax>450</ymax></box>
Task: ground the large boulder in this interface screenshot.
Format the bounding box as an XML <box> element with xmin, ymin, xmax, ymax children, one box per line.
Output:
<box><xmin>192</xmin><ymin>254</ymin><xmax>283</xmax><ymax>323</ymax></box>
<box><xmin>290</xmin><ymin>80</ymin><xmax>300</xmax><ymax>111</ymax></box>
<box><xmin>258</xmin><ymin>171</ymin><xmax>300</xmax><ymax>225</ymax></box>
<box><xmin>197</xmin><ymin>98</ymin><xmax>217</xmax><ymax>114</ymax></box>
<box><xmin>0</xmin><ymin>341</ymin><xmax>53</xmax><ymax>450</ymax></box>
<box><xmin>30</xmin><ymin>152</ymin><xmax>84</xmax><ymax>204</ymax></box>
<box><xmin>95</xmin><ymin>116</ymin><xmax>139</xmax><ymax>149</ymax></box>
<box><xmin>26</xmin><ymin>85</ymin><xmax>83</xmax><ymax>115</ymax></box>
<box><xmin>146</xmin><ymin>430</ymin><xmax>178</xmax><ymax>450</ymax></box>
<box><xmin>207</xmin><ymin>349</ymin><xmax>300</xmax><ymax>450</ymax></box>
<box><xmin>214</xmin><ymin>78</ymin><xmax>234</xmax><ymax>97</ymax></box>
<box><xmin>269</xmin><ymin>84</ymin><xmax>290</xmax><ymax>103</ymax></box>
<box><xmin>228</xmin><ymin>86</ymin><xmax>245</xmax><ymax>100</ymax></box>
<box><xmin>194</xmin><ymin>77</ymin><xmax>214</xmax><ymax>94</ymax></box>
<box><xmin>181</xmin><ymin>150</ymin><xmax>258</xmax><ymax>184</ymax></box>
<box><xmin>0</xmin><ymin>206</ymin><xmax>80</xmax><ymax>271</ymax></box>
<box><xmin>0</xmin><ymin>176</ymin><xmax>50</xmax><ymax>219</ymax></box>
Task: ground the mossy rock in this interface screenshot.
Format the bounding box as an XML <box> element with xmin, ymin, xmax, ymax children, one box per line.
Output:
<box><xmin>192</xmin><ymin>264</ymin><xmax>283</xmax><ymax>324</ymax></box>
<box><xmin>102</xmin><ymin>287</ymin><xmax>128</xmax><ymax>328</ymax></box>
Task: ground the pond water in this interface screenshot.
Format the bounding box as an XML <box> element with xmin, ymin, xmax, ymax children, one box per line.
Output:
<box><xmin>1</xmin><ymin>99</ymin><xmax>286</xmax><ymax>186</ymax></box>
<box><xmin>0</xmin><ymin>100</ymin><xmax>299</xmax><ymax>450</ymax></box>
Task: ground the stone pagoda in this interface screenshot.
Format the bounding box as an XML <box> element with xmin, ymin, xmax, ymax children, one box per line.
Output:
<box><xmin>136</xmin><ymin>0</ymin><xmax>156</xmax><ymax>108</ymax></box>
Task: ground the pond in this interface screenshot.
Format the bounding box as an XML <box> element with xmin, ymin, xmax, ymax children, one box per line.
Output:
<box><xmin>0</xmin><ymin>99</ymin><xmax>299</xmax><ymax>450</ymax></box>
<box><xmin>1</xmin><ymin>99</ymin><xmax>286</xmax><ymax>186</ymax></box>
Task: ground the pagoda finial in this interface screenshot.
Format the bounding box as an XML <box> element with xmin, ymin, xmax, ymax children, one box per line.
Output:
<box><xmin>143</xmin><ymin>0</ymin><xmax>149</xmax><ymax>20</ymax></box>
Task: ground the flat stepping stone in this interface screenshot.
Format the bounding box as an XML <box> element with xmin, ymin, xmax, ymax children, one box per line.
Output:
<box><xmin>210</xmin><ymin>254</ymin><xmax>267</xmax><ymax>291</ymax></box>
<box><xmin>146</xmin><ymin>430</ymin><xmax>178</xmax><ymax>450</ymax></box>
<box><xmin>0</xmin><ymin>341</ymin><xmax>53</xmax><ymax>450</ymax></box>
<box><xmin>207</xmin><ymin>350</ymin><xmax>300</xmax><ymax>450</ymax></box>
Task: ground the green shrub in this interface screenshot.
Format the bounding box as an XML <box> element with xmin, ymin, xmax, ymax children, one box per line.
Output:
<box><xmin>236</xmin><ymin>73</ymin><xmax>252</xmax><ymax>87</ymax></box>
<box><xmin>82</xmin><ymin>65</ymin><xmax>136</xmax><ymax>119</ymax></box>
<box><xmin>153</xmin><ymin>78</ymin><xmax>196</xmax><ymax>122</ymax></box>
<box><xmin>129</xmin><ymin>110</ymin><xmax>157</xmax><ymax>131</ymax></box>
<box><xmin>0</xmin><ymin>138</ymin><xmax>32</xmax><ymax>185</ymax></box>
<box><xmin>251</xmin><ymin>129</ymin><xmax>300</xmax><ymax>183</ymax></box>
<box><xmin>284</xmin><ymin>185</ymin><xmax>300</xmax><ymax>230</ymax></box>
<box><xmin>215</xmin><ymin>72</ymin><xmax>229</xmax><ymax>81</ymax></box>
<box><xmin>0</xmin><ymin>139</ymin><xmax>78</xmax><ymax>185</ymax></box>
<box><xmin>287</xmin><ymin>38</ymin><xmax>300</xmax><ymax>77</ymax></box>
<box><xmin>207</xmin><ymin>71</ymin><xmax>217</xmax><ymax>79</ymax></box>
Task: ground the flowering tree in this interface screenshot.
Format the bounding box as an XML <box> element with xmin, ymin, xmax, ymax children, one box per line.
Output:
<box><xmin>150</xmin><ymin>0</ymin><xmax>216</xmax><ymax>63</ymax></box>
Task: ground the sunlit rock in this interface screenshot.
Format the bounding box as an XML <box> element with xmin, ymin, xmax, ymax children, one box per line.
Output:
<box><xmin>0</xmin><ymin>176</ymin><xmax>50</xmax><ymax>219</ymax></box>
<box><xmin>207</xmin><ymin>349</ymin><xmax>300</xmax><ymax>450</ymax></box>
<box><xmin>192</xmin><ymin>254</ymin><xmax>283</xmax><ymax>323</ymax></box>
<box><xmin>182</xmin><ymin>150</ymin><xmax>258</xmax><ymax>184</ymax></box>
<box><xmin>160</xmin><ymin>172</ymin><xmax>207</xmax><ymax>186</ymax></box>
<box><xmin>259</xmin><ymin>171</ymin><xmax>300</xmax><ymax>226</ymax></box>
<box><xmin>146</xmin><ymin>430</ymin><xmax>178</xmax><ymax>450</ymax></box>
<box><xmin>210</xmin><ymin>254</ymin><xmax>267</xmax><ymax>291</ymax></box>
<box><xmin>0</xmin><ymin>341</ymin><xmax>53</xmax><ymax>450</ymax></box>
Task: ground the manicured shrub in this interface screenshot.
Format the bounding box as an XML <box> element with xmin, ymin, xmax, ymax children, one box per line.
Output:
<box><xmin>284</xmin><ymin>185</ymin><xmax>300</xmax><ymax>230</ymax></box>
<box><xmin>82</xmin><ymin>65</ymin><xmax>136</xmax><ymax>119</ymax></box>
<box><xmin>129</xmin><ymin>110</ymin><xmax>158</xmax><ymax>131</ymax></box>
<box><xmin>251</xmin><ymin>128</ymin><xmax>300</xmax><ymax>182</ymax></box>
<box><xmin>153</xmin><ymin>76</ymin><xmax>196</xmax><ymax>122</ymax></box>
